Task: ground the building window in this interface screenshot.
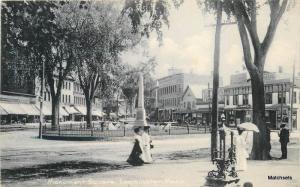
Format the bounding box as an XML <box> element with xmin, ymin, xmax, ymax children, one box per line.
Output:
<box><xmin>278</xmin><ymin>92</ymin><xmax>286</xmax><ymax>104</ymax></box>
<box><xmin>265</xmin><ymin>93</ymin><xmax>272</xmax><ymax>104</ymax></box>
<box><xmin>292</xmin><ymin>91</ymin><xmax>296</xmax><ymax>104</ymax></box>
<box><xmin>226</xmin><ymin>96</ymin><xmax>229</xmax><ymax>105</ymax></box>
<box><xmin>242</xmin><ymin>94</ymin><xmax>248</xmax><ymax>105</ymax></box>
<box><xmin>233</xmin><ymin>95</ymin><xmax>238</xmax><ymax>105</ymax></box>
<box><xmin>44</xmin><ymin>92</ymin><xmax>47</xmax><ymax>101</ymax></box>
<box><xmin>69</xmin><ymin>95</ymin><xmax>71</xmax><ymax>103</ymax></box>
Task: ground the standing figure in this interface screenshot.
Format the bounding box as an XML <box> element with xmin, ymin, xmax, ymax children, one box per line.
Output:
<box><xmin>142</xmin><ymin>126</ymin><xmax>153</xmax><ymax>163</ymax></box>
<box><xmin>127</xmin><ymin>127</ymin><xmax>145</xmax><ymax>166</ymax></box>
<box><xmin>233</xmin><ymin>127</ymin><xmax>249</xmax><ymax>171</ymax></box>
<box><xmin>278</xmin><ymin>123</ymin><xmax>289</xmax><ymax>159</ymax></box>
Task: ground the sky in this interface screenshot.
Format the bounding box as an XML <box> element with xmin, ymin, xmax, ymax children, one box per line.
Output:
<box><xmin>120</xmin><ymin>0</ymin><xmax>300</xmax><ymax>85</ymax></box>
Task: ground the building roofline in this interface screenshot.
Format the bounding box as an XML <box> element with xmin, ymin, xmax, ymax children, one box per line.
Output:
<box><xmin>224</xmin><ymin>78</ymin><xmax>292</xmax><ymax>89</ymax></box>
<box><xmin>157</xmin><ymin>73</ymin><xmax>184</xmax><ymax>81</ymax></box>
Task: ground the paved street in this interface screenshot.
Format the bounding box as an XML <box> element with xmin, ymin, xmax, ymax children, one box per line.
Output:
<box><xmin>0</xmin><ymin>129</ymin><xmax>299</xmax><ymax>187</ymax></box>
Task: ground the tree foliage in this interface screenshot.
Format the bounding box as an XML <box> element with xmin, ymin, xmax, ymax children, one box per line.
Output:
<box><xmin>122</xmin><ymin>0</ymin><xmax>184</xmax><ymax>42</ymax></box>
<box><xmin>123</xmin><ymin>0</ymin><xmax>291</xmax><ymax>160</ymax></box>
<box><xmin>120</xmin><ymin>57</ymin><xmax>156</xmax><ymax>116</ymax></box>
<box><xmin>55</xmin><ymin>0</ymin><xmax>142</xmax><ymax>125</ymax></box>
<box><xmin>2</xmin><ymin>1</ymin><xmax>76</xmax><ymax>128</ymax></box>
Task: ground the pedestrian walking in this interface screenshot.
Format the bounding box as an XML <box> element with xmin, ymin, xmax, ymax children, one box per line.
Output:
<box><xmin>278</xmin><ymin>123</ymin><xmax>289</xmax><ymax>159</ymax></box>
<box><xmin>142</xmin><ymin>125</ymin><xmax>153</xmax><ymax>163</ymax></box>
<box><xmin>127</xmin><ymin>126</ymin><xmax>145</xmax><ymax>166</ymax></box>
<box><xmin>233</xmin><ymin>127</ymin><xmax>249</xmax><ymax>171</ymax></box>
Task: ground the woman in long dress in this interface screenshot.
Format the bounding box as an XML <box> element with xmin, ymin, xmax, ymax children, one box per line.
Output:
<box><xmin>233</xmin><ymin>127</ymin><xmax>249</xmax><ymax>171</ymax></box>
<box><xmin>127</xmin><ymin>127</ymin><xmax>145</xmax><ymax>166</ymax></box>
<box><xmin>142</xmin><ymin>126</ymin><xmax>153</xmax><ymax>163</ymax></box>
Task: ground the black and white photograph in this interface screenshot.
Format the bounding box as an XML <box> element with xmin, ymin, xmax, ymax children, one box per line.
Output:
<box><xmin>0</xmin><ymin>0</ymin><xmax>299</xmax><ymax>186</ymax></box>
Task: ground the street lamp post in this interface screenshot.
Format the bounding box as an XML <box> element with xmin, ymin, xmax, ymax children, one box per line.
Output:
<box><xmin>39</xmin><ymin>61</ymin><xmax>45</xmax><ymax>139</ymax></box>
<box><xmin>290</xmin><ymin>61</ymin><xmax>295</xmax><ymax>131</ymax></box>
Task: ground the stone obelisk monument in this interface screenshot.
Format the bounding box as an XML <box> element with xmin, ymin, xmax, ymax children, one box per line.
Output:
<box><xmin>134</xmin><ymin>72</ymin><xmax>147</xmax><ymax>126</ymax></box>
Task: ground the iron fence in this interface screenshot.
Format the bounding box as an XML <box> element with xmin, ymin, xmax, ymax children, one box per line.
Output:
<box><xmin>42</xmin><ymin>122</ymin><xmax>210</xmax><ymax>138</ymax></box>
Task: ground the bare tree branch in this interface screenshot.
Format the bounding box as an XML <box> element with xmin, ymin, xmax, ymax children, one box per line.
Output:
<box><xmin>233</xmin><ymin>0</ymin><xmax>256</xmax><ymax>72</ymax></box>
<box><xmin>262</xmin><ymin>0</ymin><xmax>288</xmax><ymax>55</ymax></box>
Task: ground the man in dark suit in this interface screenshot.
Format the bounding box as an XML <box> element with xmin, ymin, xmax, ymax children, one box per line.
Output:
<box><xmin>279</xmin><ymin>123</ymin><xmax>290</xmax><ymax>159</ymax></box>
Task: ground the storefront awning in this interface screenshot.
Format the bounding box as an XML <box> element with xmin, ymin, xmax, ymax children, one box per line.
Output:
<box><xmin>0</xmin><ymin>106</ymin><xmax>8</xmax><ymax>115</ymax></box>
<box><xmin>19</xmin><ymin>104</ymin><xmax>40</xmax><ymax>116</ymax></box>
<box><xmin>74</xmin><ymin>106</ymin><xmax>86</xmax><ymax>115</ymax></box>
<box><xmin>63</xmin><ymin>106</ymin><xmax>80</xmax><ymax>114</ymax></box>
<box><xmin>0</xmin><ymin>102</ymin><xmax>27</xmax><ymax>115</ymax></box>
<box><xmin>60</xmin><ymin>106</ymin><xmax>69</xmax><ymax>116</ymax></box>
<box><xmin>110</xmin><ymin>112</ymin><xmax>117</xmax><ymax>118</ymax></box>
<box><xmin>35</xmin><ymin>103</ymin><xmax>52</xmax><ymax>116</ymax></box>
<box><xmin>93</xmin><ymin>110</ymin><xmax>105</xmax><ymax>117</ymax></box>
<box><xmin>266</xmin><ymin>104</ymin><xmax>290</xmax><ymax>110</ymax></box>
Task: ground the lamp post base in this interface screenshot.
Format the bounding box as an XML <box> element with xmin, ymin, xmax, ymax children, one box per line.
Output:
<box><xmin>204</xmin><ymin>176</ymin><xmax>240</xmax><ymax>187</ymax></box>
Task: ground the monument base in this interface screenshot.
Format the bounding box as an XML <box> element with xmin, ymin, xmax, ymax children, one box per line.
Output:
<box><xmin>204</xmin><ymin>176</ymin><xmax>240</xmax><ymax>187</ymax></box>
<box><xmin>136</xmin><ymin>107</ymin><xmax>145</xmax><ymax>120</ymax></box>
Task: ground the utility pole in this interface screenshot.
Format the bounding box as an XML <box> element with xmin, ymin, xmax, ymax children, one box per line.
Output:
<box><xmin>290</xmin><ymin>61</ymin><xmax>295</xmax><ymax>131</ymax></box>
<box><xmin>204</xmin><ymin>0</ymin><xmax>236</xmax><ymax>161</ymax></box>
<box><xmin>207</xmin><ymin>83</ymin><xmax>210</xmax><ymax>134</ymax></box>
<box><xmin>39</xmin><ymin>61</ymin><xmax>45</xmax><ymax>138</ymax></box>
<box><xmin>280</xmin><ymin>84</ymin><xmax>284</xmax><ymax>125</ymax></box>
<box><xmin>211</xmin><ymin>0</ymin><xmax>222</xmax><ymax>161</ymax></box>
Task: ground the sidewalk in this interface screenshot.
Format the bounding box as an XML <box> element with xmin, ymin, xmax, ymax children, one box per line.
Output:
<box><xmin>2</xmin><ymin>130</ymin><xmax>299</xmax><ymax>187</ymax></box>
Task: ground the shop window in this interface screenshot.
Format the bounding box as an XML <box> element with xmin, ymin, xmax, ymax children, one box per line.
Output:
<box><xmin>278</xmin><ymin>92</ymin><xmax>286</xmax><ymax>104</ymax></box>
<box><xmin>292</xmin><ymin>92</ymin><xmax>296</xmax><ymax>104</ymax></box>
<box><xmin>265</xmin><ymin>93</ymin><xmax>272</xmax><ymax>104</ymax></box>
<box><xmin>226</xmin><ymin>96</ymin><xmax>230</xmax><ymax>105</ymax></box>
<box><xmin>243</xmin><ymin>94</ymin><xmax>248</xmax><ymax>105</ymax></box>
<box><xmin>233</xmin><ymin>95</ymin><xmax>238</xmax><ymax>105</ymax></box>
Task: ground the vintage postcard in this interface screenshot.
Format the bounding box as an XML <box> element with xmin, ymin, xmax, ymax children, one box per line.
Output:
<box><xmin>1</xmin><ymin>0</ymin><xmax>299</xmax><ymax>186</ymax></box>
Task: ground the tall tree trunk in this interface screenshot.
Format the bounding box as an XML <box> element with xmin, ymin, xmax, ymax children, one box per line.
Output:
<box><xmin>250</xmin><ymin>68</ymin><xmax>271</xmax><ymax>160</ymax></box>
<box><xmin>211</xmin><ymin>0</ymin><xmax>222</xmax><ymax>161</ymax></box>
<box><xmin>51</xmin><ymin>96</ymin><xmax>60</xmax><ymax>130</ymax></box>
<box><xmin>86</xmin><ymin>97</ymin><xmax>92</xmax><ymax>128</ymax></box>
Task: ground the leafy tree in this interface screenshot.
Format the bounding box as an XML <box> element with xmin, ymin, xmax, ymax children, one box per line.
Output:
<box><xmin>121</xmin><ymin>57</ymin><xmax>156</xmax><ymax>117</ymax></box>
<box><xmin>201</xmin><ymin>0</ymin><xmax>289</xmax><ymax>160</ymax></box>
<box><xmin>2</xmin><ymin>1</ymin><xmax>75</xmax><ymax>129</ymax></box>
<box><xmin>123</xmin><ymin>0</ymin><xmax>291</xmax><ymax>160</ymax></box>
<box><xmin>57</xmin><ymin>1</ymin><xmax>139</xmax><ymax>127</ymax></box>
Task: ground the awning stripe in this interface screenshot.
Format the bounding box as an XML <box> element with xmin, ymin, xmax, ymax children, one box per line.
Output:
<box><xmin>0</xmin><ymin>103</ymin><xmax>27</xmax><ymax>115</ymax></box>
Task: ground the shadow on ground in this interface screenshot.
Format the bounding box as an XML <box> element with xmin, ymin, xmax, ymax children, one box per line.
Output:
<box><xmin>1</xmin><ymin>148</ymin><xmax>210</xmax><ymax>184</ymax></box>
<box><xmin>1</xmin><ymin>161</ymin><xmax>131</xmax><ymax>183</ymax></box>
<box><xmin>156</xmin><ymin>148</ymin><xmax>210</xmax><ymax>161</ymax></box>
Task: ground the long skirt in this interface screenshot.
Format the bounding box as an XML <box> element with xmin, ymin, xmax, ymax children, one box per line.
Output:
<box><xmin>127</xmin><ymin>140</ymin><xmax>144</xmax><ymax>166</ymax></box>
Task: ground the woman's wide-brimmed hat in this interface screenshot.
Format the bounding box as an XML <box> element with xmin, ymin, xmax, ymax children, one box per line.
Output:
<box><xmin>132</xmin><ymin>123</ymin><xmax>150</xmax><ymax>130</ymax></box>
